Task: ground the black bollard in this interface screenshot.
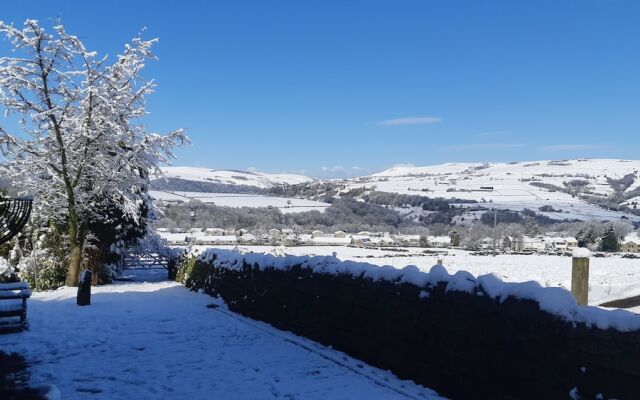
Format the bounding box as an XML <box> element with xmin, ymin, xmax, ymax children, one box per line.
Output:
<box><xmin>77</xmin><ymin>270</ymin><xmax>92</xmax><ymax>306</ymax></box>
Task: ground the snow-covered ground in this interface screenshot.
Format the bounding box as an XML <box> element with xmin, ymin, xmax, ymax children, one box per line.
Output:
<box><xmin>202</xmin><ymin>245</ymin><xmax>640</xmax><ymax>308</ymax></box>
<box><xmin>150</xmin><ymin>190</ymin><xmax>330</xmax><ymax>213</ymax></box>
<box><xmin>0</xmin><ymin>270</ymin><xmax>443</xmax><ymax>400</ymax></box>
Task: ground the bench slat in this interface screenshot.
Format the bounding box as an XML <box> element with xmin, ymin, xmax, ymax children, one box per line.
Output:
<box><xmin>0</xmin><ymin>309</ymin><xmax>24</xmax><ymax>318</ymax></box>
<box><xmin>0</xmin><ymin>281</ymin><xmax>30</xmax><ymax>334</ymax></box>
<box><xmin>0</xmin><ymin>292</ymin><xmax>30</xmax><ymax>299</ymax></box>
<box><xmin>0</xmin><ymin>282</ymin><xmax>29</xmax><ymax>290</ymax></box>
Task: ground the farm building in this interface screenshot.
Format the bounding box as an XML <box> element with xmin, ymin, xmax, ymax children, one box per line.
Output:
<box><xmin>621</xmin><ymin>233</ymin><xmax>640</xmax><ymax>253</ymax></box>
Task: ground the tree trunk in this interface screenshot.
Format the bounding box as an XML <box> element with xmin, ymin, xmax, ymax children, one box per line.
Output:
<box><xmin>66</xmin><ymin>243</ymin><xmax>82</xmax><ymax>286</ymax></box>
<box><xmin>65</xmin><ymin>204</ymin><xmax>83</xmax><ymax>286</ymax></box>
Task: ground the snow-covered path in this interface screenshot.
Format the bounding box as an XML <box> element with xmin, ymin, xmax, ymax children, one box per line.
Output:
<box><xmin>0</xmin><ymin>271</ymin><xmax>443</xmax><ymax>400</ymax></box>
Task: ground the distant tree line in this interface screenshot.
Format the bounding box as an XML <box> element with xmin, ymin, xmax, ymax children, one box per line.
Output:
<box><xmin>158</xmin><ymin>197</ymin><xmax>428</xmax><ymax>234</ymax></box>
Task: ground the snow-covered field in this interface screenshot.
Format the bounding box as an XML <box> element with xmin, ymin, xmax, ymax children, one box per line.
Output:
<box><xmin>0</xmin><ymin>270</ymin><xmax>442</xmax><ymax>400</ymax></box>
<box><xmin>150</xmin><ymin>190</ymin><xmax>330</xmax><ymax>213</ymax></box>
<box><xmin>203</xmin><ymin>245</ymin><xmax>640</xmax><ymax>309</ymax></box>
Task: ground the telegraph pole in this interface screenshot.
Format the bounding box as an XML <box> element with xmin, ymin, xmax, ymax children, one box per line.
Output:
<box><xmin>492</xmin><ymin>208</ymin><xmax>497</xmax><ymax>256</ymax></box>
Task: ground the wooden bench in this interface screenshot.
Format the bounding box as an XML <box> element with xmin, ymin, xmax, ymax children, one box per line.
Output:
<box><xmin>0</xmin><ymin>282</ymin><xmax>31</xmax><ymax>334</ymax></box>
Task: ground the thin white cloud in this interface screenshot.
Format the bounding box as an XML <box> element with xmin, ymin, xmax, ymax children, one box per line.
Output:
<box><xmin>444</xmin><ymin>143</ymin><xmax>525</xmax><ymax>151</ymax></box>
<box><xmin>378</xmin><ymin>116</ymin><xmax>442</xmax><ymax>126</ymax></box>
<box><xmin>475</xmin><ymin>130</ymin><xmax>509</xmax><ymax>138</ymax></box>
<box><xmin>540</xmin><ymin>144</ymin><xmax>606</xmax><ymax>152</ymax></box>
<box><xmin>321</xmin><ymin>165</ymin><xmax>344</xmax><ymax>173</ymax></box>
<box><xmin>247</xmin><ymin>166</ymin><xmax>258</xmax><ymax>172</ymax></box>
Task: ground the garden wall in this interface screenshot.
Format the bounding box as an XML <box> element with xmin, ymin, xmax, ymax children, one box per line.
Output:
<box><xmin>177</xmin><ymin>249</ymin><xmax>640</xmax><ymax>400</ymax></box>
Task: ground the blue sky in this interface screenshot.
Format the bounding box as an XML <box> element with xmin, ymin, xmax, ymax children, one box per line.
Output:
<box><xmin>2</xmin><ymin>1</ymin><xmax>640</xmax><ymax>178</ymax></box>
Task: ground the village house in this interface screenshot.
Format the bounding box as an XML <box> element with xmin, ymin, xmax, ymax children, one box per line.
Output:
<box><xmin>395</xmin><ymin>234</ymin><xmax>421</xmax><ymax>246</ymax></box>
<box><xmin>370</xmin><ymin>236</ymin><xmax>395</xmax><ymax>246</ymax></box>
<box><xmin>205</xmin><ymin>228</ymin><xmax>225</xmax><ymax>236</ymax></box>
<box><xmin>501</xmin><ymin>236</ymin><xmax>522</xmax><ymax>252</ymax></box>
<box><xmin>427</xmin><ymin>235</ymin><xmax>451</xmax><ymax>248</ymax></box>
<box><xmin>334</xmin><ymin>231</ymin><xmax>348</xmax><ymax>238</ymax></box>
<box><xmin>621</xmin><ymin>233</ymin><xmax>640</xmax><ymax>253</ymax></box>
<box><xmin>480</xmin><ymin>237</ymin><xmax>494</xmax><ymax>250</ymax></box>
<box><xmin>311</xmin><ymin>230</ymin><xmax>325</xmax><ymax>238</ymax></box>
<box><xmin>268</xmin><ymin>228</ymin><xmax>281</xmax><ymax>237</ymax></box>
<box><xmin>298</xmin><ymin>234</ymin><xmax>313</xmax><ymax>244</ymax></box>
<box><xmin>565</xmin><ymin>237</ymin><xmax>579</xmax><ymax>249</ymax></box>
<box><xmin>546</xmin><ymin>237</ymin><xmax>567</xmax><ymax>251</ymax></box>
<box><xmin>237</xmin><ymin>233</ymin><xmax>257</xmax><ymax>244</ymax></box>
<box><xmin>521</xmin><ymin>236</ymin><xmax>546</xmax><ymax>252</ymax></box>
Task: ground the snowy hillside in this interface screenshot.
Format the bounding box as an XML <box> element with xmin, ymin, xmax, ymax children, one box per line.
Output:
<box><xmin>159</xmin><ymin>167</ymin><xmax>313</xmax><ymax>189</ymax></box>
<box><xmin>153</xmin><ymin>160</ymin><xmax>640</xmax><ymax>222</ymax></box>
<box><xmin>347</xmin><ymin>159</ymin><xmax>640</xmax><ymax>222</ymax></box>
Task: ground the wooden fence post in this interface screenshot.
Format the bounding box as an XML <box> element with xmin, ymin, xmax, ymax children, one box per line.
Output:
<box><xmin>571</xmin><ymin>256</ymin><xmax>589</xmax><ymax>305</ymax></box>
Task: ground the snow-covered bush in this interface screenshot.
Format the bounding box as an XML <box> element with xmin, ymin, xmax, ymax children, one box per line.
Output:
<box><xmin>16</xmin><ymin>227</ymin><xmax>69</xmax><ymax>290</ymax></box>
<box><xmin>0</xmin><ymin>257</ymin><xmax>15</xmax><ymax>283</ymax></box>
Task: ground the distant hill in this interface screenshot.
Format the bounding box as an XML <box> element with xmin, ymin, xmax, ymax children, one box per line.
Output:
<box><xmin>345</xmin><ymin>159</ymin><xmax>640</xmax><ymax>222</ymax></box>
<box><xmin>152</xmin><ymin>160</ymin><xmax>640</xmax><ymax>223</ymax></box>
<box><xmin>151</xmin><ymin>167</ymin><xmax>314</xmax><ymax>193</ymax></box>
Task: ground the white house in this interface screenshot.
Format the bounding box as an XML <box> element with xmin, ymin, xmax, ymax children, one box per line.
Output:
<box><xmin>206</xmin><ymin>228</ymin><xmax>225</xmax><ymax>236</ymax></box>
<box><xmin>547</xmin><ymin>237</ymin><xmax>568</xmax><ymax>251</ymax></box>
<box><xmin>396</xmin><ymin>234</ymin><xmax>420</xmax><ymax>245</ymax></box>
<box><xmin>521</xmin><ymin>236</ymin><xmax>546</xmax><ymax>252</ymax></box>
<box><xmin>311</xmin><ymin>230</ymin><xmax>325</xmax><ymax>238</ymax></box>
<box><xmin>565</xmin><ymin>237</ymin><xmax>579</xmax><ymax>249</ymax></box>
<box><xmin>268</xmin><ymin>228</ymin><xmax>281</xmax><ymax>237</ymax></box>
<box><xmin>370</xmin><ymin>236</ymin><xmax>396</xmax><ymax>246</ymax></box>
<box><xmin>334</xmin><ymin>231</ymin><xmax>348</xmax><ymax>238</ymax></box>
<box><xmin>237</xmin><ymin>233</ymin><xmax>257</xmax><ymax>244</ymax></box>
<box><xmin>427</xmin><ymin>236</ymin><xmax>451</xmax><ymax>248</ymax></box>
<box><xmin>621</xmin><ymin>233</ymin><xmax>640</xmax><ymax>253</ymax></box>
<box><xmin>298</xmin><ymin>234</ymin><xmax>313</xmax><ymax>244</ymax></box>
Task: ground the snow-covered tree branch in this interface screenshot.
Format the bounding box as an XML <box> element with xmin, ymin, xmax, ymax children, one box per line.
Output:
<box><xmin>0</xmin><ymin>19</ymin><xmax>188</xmax><ymax>285</ymax></box>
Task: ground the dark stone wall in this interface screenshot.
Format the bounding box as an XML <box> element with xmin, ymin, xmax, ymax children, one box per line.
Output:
<box><xmin>180</xmin><ymin>256</ymin><xmax>640</xmax><ymax>400</ymax></box>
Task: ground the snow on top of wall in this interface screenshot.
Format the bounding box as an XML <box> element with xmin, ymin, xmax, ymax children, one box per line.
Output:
<box><xmin>191</xmin><ymin>248</ymin><xmax>640</xmax><ymax>332</ymax></box>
